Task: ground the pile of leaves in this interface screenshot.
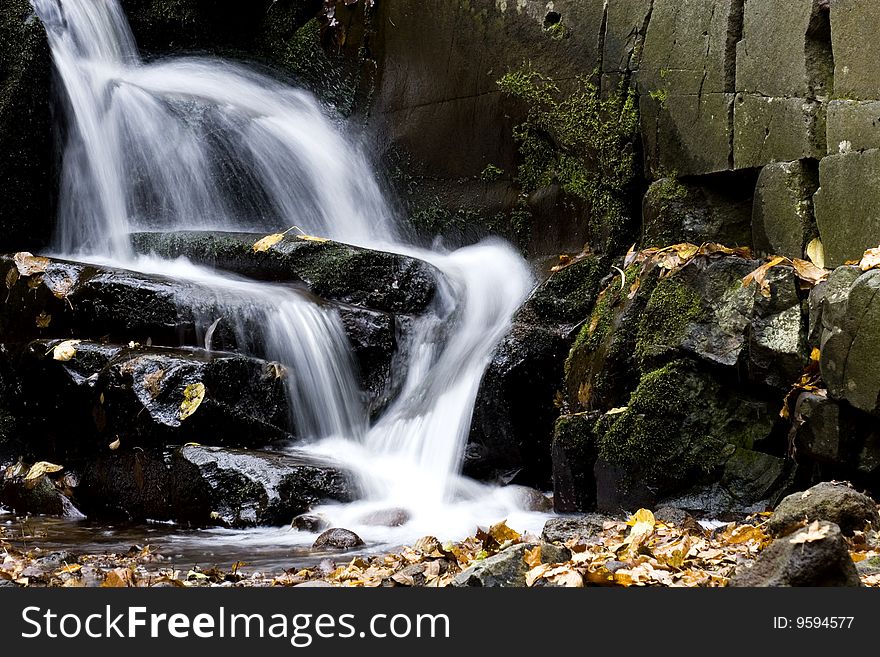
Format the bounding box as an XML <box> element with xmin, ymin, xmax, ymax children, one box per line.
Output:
<box><xmin>4</xmin><ymin>508</ymin><xmax>878</xmax><ymax>588</ymax></box>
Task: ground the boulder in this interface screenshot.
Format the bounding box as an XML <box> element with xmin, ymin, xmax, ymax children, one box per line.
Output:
<box><xmin>0</xmin><ymin>462</ymin><xmax>81</xmax><ymax>518</ymax></box>
<box><xmin>467</xmin><ymin>257</ymin><xmax>605</xmax><ymax>485</ymax></box>
<box><xmin>818</xmin><ymin>269</ymin><xmax>880</xmax><ymax>413</ymax></box>
<box><xmin>793</xmin><ymin>392</ymin><xmax>841</xmax><ymax>464</ymax></box>
<box><xmin>312</xmin><ymin>527</ymin><xmax>364</xmax><ymax>551</ymax></box>
<box><xmin>129</xmin><ymin>231</ymin><xmax>441</xmax><ymax>315</ymax></box>
<box><xmin>814</xmin><ymin>150</ymin><xmax>880</xmax><ymax>267</ymax></box>
<box><xmin>0</xmin><ymin>254</ymin><xmax>398</xmax><ymax>405</ymax></box>
<box><xmin>291</xmin><ymin>513</ymin><xmax>329</xmax><ymax>533</ymax></box>
<box><xmin>541</xmin><ymin>515</ymin><xmax>607</xmax><ymax>544</ymax></box>
<box><xmin>74</xmin><ymin>450</ymin><xmax>174</xmax><ymax>521</ymax></box>
<box><xmin>551</xmin><ymin>413</ymin><xmax>598</xmax><ymax>513</ymax></box>
<box><xmin>767</xmin><ymin>482</ymin><xmax>879</xmax><ymax>537</ymax></box>
<box><xmin>642</xmin><ymin>174</ymin><xmax>755</xmax><ymax>249</ymax></box>
<box><xmin>13</xmin><ymin>341</ymin><xmax>291</xmax><ymax>457</ymax></box>
<box><xmin>0</xmin><ymin>1</ymin><xmax>54</xmax><ymax>253</ymax></box>
<box><xmin>729</xmin><ymin>521</ymin><xmax>860</xmax><ymax>587</ymax></box>
<box><xmin>752</xmin><ymin>160</ymin><xmax>819</xmax><ymax>260</ymax></box>
<box><xmin>169</xmin><ymin>446</ymin><xmax>353</xmax><ymax>527</ymax></box>
<box><xmin>452</xmin><ymin>542</ymin><xmax>570</xmax><ymax>588</ymax></box>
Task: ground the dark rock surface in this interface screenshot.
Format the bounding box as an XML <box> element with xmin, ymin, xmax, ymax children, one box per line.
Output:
<box><xmin>452</xmin><ymin>542</ymin><xmax>571</xmax><ymax>588</ymax></box>
<box><xmin>312</xmin><ymin>527</ymin><xmax>365</xmax><ymax>551</ymax></box>
<box><xmin>767</xmin><ymin>482</ymin><xmax>879</xmax><ymax>537</ymax></box>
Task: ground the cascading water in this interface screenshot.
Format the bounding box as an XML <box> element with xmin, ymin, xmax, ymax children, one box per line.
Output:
<box><xmin>31</xmin><ymin>0</ymin><xmax>544</xmax><ymax>549</ymax></box>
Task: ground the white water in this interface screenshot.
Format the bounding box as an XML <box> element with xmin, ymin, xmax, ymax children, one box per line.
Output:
<box><xmin>32</xmin><ymin>0</ymin><xmax>545</xmax><ymax>548</ymax></box>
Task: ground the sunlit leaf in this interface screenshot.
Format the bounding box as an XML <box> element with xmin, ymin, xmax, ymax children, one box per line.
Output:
<box><xmin>806</xmin><ymin>238</ymin><xmax>825</xmax><ymax>269</ymax></box>
<box><xmin>252</xmin><ymin>233</ymin><xmax>285</xmax><ymax>252</ymax></box>
<box><xmin>524</xmin><ymin>546</ymin><xmax>542</xmax><ymax>569</ymax></box>
<box><xmin>52</xmin><ymin>339</ymin><xmax>81</xmax><ymax>362</ymax></box>
<box><xmin>859</xmin><ymin>246</ymin><xmax>880</xmax><ymax>271</ymax></box>
<box><xmin>742</xmin><ymin>256</ymin><xmax>786</xmax><ymax>298</ymax></box>
<box><xmin>488</xmin><ymin>521</ymin><xmax>521</xmax><ymax>545</ymax></box>
<box><xmin>791</xmin><ymin>258</ymin><xmax>829</xmax><ymax>285</ymax></box>
<box><xmin>789</xmin><ymin>520</ymin><xmax>830</xmax><ymax>544</ymax></box>
<box><xmin>101</xmin><ymin>568</ymin><xmax>133</xmax><ymax>588</ymax></box>
<box><xmin>57</xmin><ymin>564</ymin><xmax>81</xmax><ymax>575</ymax></box>
<box><xmin>179</xmin><ymin>382</ymin><xmax>206</xmax><ymax>421</ymax></box>
<box><xmin>24</xmin><ymin>461</ymin><xmax>63</xmax><ymax>481</ymax></box>
<box><xmin>605</xmin><ymin>406</ymin><xmax>628</xmax><ymax>416</ymax></box>
<box><xmin>35</xmin><ymin>312</ymin><xmax>51</xmax><ymax>328</ymax></box>
<box><xmin>296</xmin><ymin>234</ymin><xmax>331</xmax><ymax>243</ymax></box>
<box><xmin>13</xmin><ymin>252</ymin><xmax>50</xmax><ymax>277</ymax></box>
<box><xmin>108</xmin><ymin>438</ymin><xmax>121</xmax><ymax>451</ymax></box>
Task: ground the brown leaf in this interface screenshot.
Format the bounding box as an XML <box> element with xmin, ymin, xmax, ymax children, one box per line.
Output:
<box><xmin>742</xmin><ymin>256</ymin><xmax>786</xmax><ymax>298</ymax></box>
<box><xmin>101</xmin><ymin>568</ymin><xmax>133</xmax><ymax>588</ymax></box>
<box><xmin>35</xmin><ymin>312</ymin><xmax>51</xmax><ymax>328</ymax></box>
<box><xmin>13</xmin><ymin>252</ymin><xmax>50</xmax><ymax>277</ymax></box>
<box><xmin>523</xmin><ymin>546</ymin><xmax>542</xmax><ymax>569</ymax></box>
<box><xmin>789</xmin><ymin>520</ymin><xmax>830</xmax><ymax>544</ymax></box>
<box><xmin>859</xmin><ymin>246</ymin><xmax>880</xmax><ymax>271</ymax></box>
<box><xmin>5</xmin><ymin>267</ymin><xmax>19</xmax><ymax>290</ymax></box>
<box><xmin>791</xmin><ymin>258</ymin><xmax>829</xmax><ymax>286</ymax></box>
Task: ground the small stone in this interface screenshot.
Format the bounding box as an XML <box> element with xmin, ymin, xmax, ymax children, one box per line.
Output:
<box><xmin>311</xmin><ymin>528</ymin><xmax>365</xmax><ymax>551</ymax></box>
<box><xmin>767</xmin><ymin>481</ymin><xmax>879</xmax><ymax>537</ymax></box>
<box><xmin>291</xmin><ymin>514</ymin><xmax>329</xmax><ymax>533</ymax></box>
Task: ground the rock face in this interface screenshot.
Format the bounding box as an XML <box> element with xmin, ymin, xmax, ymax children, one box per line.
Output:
<box><xmin>452</xmin><ymin>542</ymin><xmax>571</xmax><ymax>588</ymax></box>
<box><xmin>312</xmin><ymin>528</ymin><xmax>364</xmax><ymax>551</ymax></box>
<box><xmin>729</xmin><ymin>521</ymin><xmax>861</xmax><ymax>587</ymax></box>
<box><xmin>767</xmin><ymin>482</ymin><xmax>879</xmax><ymax>537</ymax></box>
<box><xmin>0</xmin><ymin>2</ymin><xmax>54</xmax><ymax>253</ymax></box>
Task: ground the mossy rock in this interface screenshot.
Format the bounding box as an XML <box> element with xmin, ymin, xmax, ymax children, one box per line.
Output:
<box><xmin>551</xmin><ymin>413</ymin><xmax>599</xmax><ymax>512</ymax></box>
<box><xmin>0</xmin><ymin>0</ymin><xmax>54</xmax><ymax>252</ymax></box>
<box><xmin>593</xmin><ymin>359</ymin><xmax>778</xmax><ymax>502</ymax></box>
<box><xmin>522</xmin><ymin>256</ymin><xmax>606</xmax><ymax>325</ymax></box>
<box><xmin>635</xmin><ymin>276</ymin><xmax>706</xmax><ymax>365</ymax></box>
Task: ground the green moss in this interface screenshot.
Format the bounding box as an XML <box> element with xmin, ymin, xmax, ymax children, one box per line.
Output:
<box><xmin>635</xmin><ymin>277</ymin><xmax>704</xmax><ymax>365</ymax></box>
<box><xmin>408</xmin><ymin>200</ymin><xmax>533</xmax><ymax>252</ymax></box>
<box><xmin>649</xmin><ymin>88</ymin><xmax>668</xmax><ymax>108</ymax></box>
<box><xmin>594</xmin><ymin>360</ymin><xmax>728</xmax><ymax>487</ymax></box>
<box><xmin>480</xmin><ymin>164</ymin><xmax>505</xmax><ymax>181</ymax></box>
<box><xmin>527</xmin><ymin>257</ymin><xmax>604</xmax><ymax>324</ymax></box>
<box><xmin>497</xmin><ymin>66</ymin><xmax>640</xmax><ymax>254</ymax></box>
<box><xmin>553</xmin><ymin>413</ymin><xmax>595</xmax><ymax>450</ymax></box>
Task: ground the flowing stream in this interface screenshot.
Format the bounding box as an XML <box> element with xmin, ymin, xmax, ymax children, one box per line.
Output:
<box><xmin>24</xmin><ymin>0</ymin><xmax>547</xmax><ymax>561</ymax></box>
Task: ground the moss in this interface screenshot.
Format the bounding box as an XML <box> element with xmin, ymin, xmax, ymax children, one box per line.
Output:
<box><xmin>480</xmin><ymin>164</ymin><xmax>505</xmax><ymax>181</ymax></box>
<box><xmin>497</xmin><ymin>66</ymin><xmax>641</xmax><ymax>254</ymax></box>
<box><xmin>408</xmin><ymin>200</ymin><xmax>533</xmax><ymax>253</ymax></box>
<box><xmin>553</xmin><ymin>413</ymin><xmax>595</xmax><ymax>450</ymax></box>
<box><xmin>635</xmin><ymin>277</ymin><xmax>705</xmax><ymax>365</ymax></box>
<box><xmin>594</xmin><ymin>360</ymin><xmax>729</xmax><ymax>489</ymax></box>
<box><xmin>527</xmin><ymin>257</ymin><xmax>604</xmax><ymax>324</ymax></box>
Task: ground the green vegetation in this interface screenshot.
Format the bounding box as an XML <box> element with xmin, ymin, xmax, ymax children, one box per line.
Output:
<box><xmin>594</xmin><ymin>360</ymin><xmax>728</xmax><ymax>488</ymax></box>
<box><xmin>635</xmin><ymin>277</ymin><xmax>704</xmax><ymax>365</ymax></box>
<box><xmin>497</xmin><ymin>66</ymin><xmax>640</xmax><ymax>253</ymax></box>
<box><xmin>409</xmin><ymin>200</ymin><xmax>533</xmax><ymax>252</ymax></box>
<box><xmin>527</xmin><ymin>256</ymin><xmax>604</xmax><ymax>323</ymax></box>
<box><xmin>480</xmin><ymin>164</ymin><xmax>505</xmax><ymax>181</ymax></box>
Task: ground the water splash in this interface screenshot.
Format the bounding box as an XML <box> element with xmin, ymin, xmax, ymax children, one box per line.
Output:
<box><xmin>31</xmin><ymin>0</ymin><xmax>544</xmax><ymax>546</ymax></box>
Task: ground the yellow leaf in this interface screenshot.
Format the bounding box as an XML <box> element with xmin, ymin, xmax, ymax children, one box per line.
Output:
<box><xmin>789</xmin><ymin>520</ymin><xmax>830</xmax><ymax>544</ymax></box>
<box><xmin>101</xmin><ymin>568</ymin><xmax>132</xmax><ymax>588</ymax></box>
<box><xmin>791</xmin><ymin>258</ymin><xmax>829</xmax><ymax>286</ymax></box>
<box><xmin>860</xmin><ymin>246</ymin><xmax>880</xmax><ymax>271</ymax></box>
<box><xmin>179</xmin><ymin>382</ymin><xmax>206</xmax><ymax>421</ymax></box>
<box><xmin>52</xmin><ymin>339</ymin><xmax>81</xmax><ymax>362</ymax></box>
<box><xmin>724</xmin><ymin>525</ymin><xmax>768</xmax><ymax>545</ymax></box>
<box><xmin>810</xmin><ymin>348</ymin><xmax>821</xmax><ymax>362</ymax></box>
<box><xmin>742</xmin><ymin>256</ymin><xmax>786</xmax><ymax>298</ymax></box>
<box><xmin>252</xmin><ymin>233</ymin><xmax>285</xmax><ymax>253</ymax></box>
<box><xmin>108</xmin><ymin>438</ymin><xmax>121</xmax><ymax>451</ymax></box>
<box><xmin>5</xmin><ymin>267</ymin><xmax>19</xmax><ymax>289</ymax></box>
<box><xmin>806</xmin><ymin>238</ymin><xmax>825</xmax><ymax>269</ymax></box>
<box><xmin>605</xmin><ymin>406</ymin><xmax>628</xmax><ymax>416</ymax></box>
<box><xmin>24</xmin><ymin>461</ymin><xmax>63</xmax><ymax>481</ymax></box>
<box><xmin>626</xmin><ymin>508</ymin><xmax>656</xmax><ymax>541</ymax></box>
<box><xmin>13</xmin><ymin>252</ymin><xmax>50</xmax><ymax>277</ymax></box>
<box><xmin>57</xmin><ymin>564</ymin><xmax>81</xmax><ymax>575</ymax></box>
<box><xmin>296</xmin><ymin>234</ymin><xmax>331</xmax><ymax>243</ymax></box>
<box><xmin>488</xmin><ymin>521</ymin><xmax>521</xmax><ymax>545</ymax></box>
<box><xmin>524</xmin><ymin>546</ymin><xmax>542</xmax><ymax>569</ymax></box>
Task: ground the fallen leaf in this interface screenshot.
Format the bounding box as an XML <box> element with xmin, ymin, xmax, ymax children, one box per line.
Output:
<box><xmin>102</xmin><ymin>568</ymin><xmax>133</xmax><ymax>588</ymax></box>
<box><xmin>860</xmin><ymin>246</ymin><xmax>880</xmax><ymax>271</ymax></box>
<box><xmin>806</xmin><ymin>238</ymin><xmax>825</xmax><ymax>269</ymax></box>
<box><xmin>108</xmin><ymin>438</ymin><xmax>121</xmax><ymax>451</ymax></box>
<box><xmin>626</xmin><ymin>509</ymin><xmax>656</xmax><ymax>541</ymax></box>
<box><xmin>35</xmin><ymin>312</ymin><xmax>51</xmax><ymax>328</ymax></box>
<box><xmin>13</xmin><ymin>252</ymin><xmax>50</xmax><ymax>277</ymax></box>
<box><xmin>605</xmin><ymin>406</ymin><xmax>628</xmax><ymax>416</ymax></box>
<box><xmin>179</xmin><ymin>383</ymin><xmax>206</xmax><ymax>421</ymax></box>
<box><xmin>57</xmin><ymin>564</ymin><xmax>81</xmax><ymax>575</ymax></box>
<box><xmin>24</xmin><ymin>461</ymin><xmax>64</xmax><ymax>481</ymax></box>
<box><xmin>488</xmin><ymin>521</ymin><xmax>521</xmax><ymax>545</ymax></box>
<box><xmin>252</xmin><ymin>233</ymin><xmax>285</xmax><ymax>253</ymax></box>
<box><xmin>297</xmin><ymin>234</ymin><xmax>330</xmax><ymax>243</ymax></box>
<box><xmin>789</xmin><ymin>520</ymin><xmax>830</xmax><ymax>544</ymax></box>
<box><xmin>524</xmin><ymin>546</ymin><xmax>542</xmax><ymax>569</ymax></box>
<box><xmin>791</xmin><ymin>258</ymin><xmax>829</xmax><ymax>286</ymax></box>
<box><xmin>52</xmin><ymin>339</ymin><xmax>81</xmax><ymax>362</ymax></box>
<box><xmin>143</xmin><ymin>369</ymin><xmax>166</xmax><ymax>399</ymax></box>
<box><xmin>5</xmin><ymin>267</ymin><xmax>19</xmax><ymax>290</ymax></box>
<box><xmin>742</xmin><ymin>256</ymin><xmax>786</xmax><ymax>298</ymax></box>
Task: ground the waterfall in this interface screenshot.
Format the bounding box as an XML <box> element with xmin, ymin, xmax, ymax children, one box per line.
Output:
<box><xmin>31</xmin><ymin>0</ymin><xmax>540</xmax><ymax>544</ymax></box>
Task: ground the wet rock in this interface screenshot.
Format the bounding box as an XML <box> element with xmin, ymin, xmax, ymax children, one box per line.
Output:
<box><xmin>312</xmin><ymin>528</ymin><xmax>364</xmax><ymax>551</ymax></box>
<box><xmin>856</xmin><ymin>555</ymin><xmax>880</xmax><ymax>578</ymax></box>
<box><xmin>504</xmin><ymin>485</ymin><xmax>552</xmax><ymax>513</ymax></box>
<box><xmin>359</xmin><ymin>508</ymin><xmax>410</xmax><ymax>527</ymax></box>
<box><xmin>170</xmin><ymin>446</ymin><xmax>354</xmax><ymax>527</ymax></box>
<box><xmin>793</xmin><ymin>392</ymin><xmax>841</xmax><ymax>464</ymax></box>
<box><xmin>541</xmin><ymin>515</ymin><xmax>606</xmax><ymax>544</ymax></box>
<box><xmin>452</xmin><ymin>542</ymin><xmax>570</xmax><ymax>588</ymax></box>
<box><xmin>0</xmin><ymin>468</ymin><xmax>81</xmax><ymax>518</ymax></box>
<box><xmin>767</xmin><ymin>482</ymin><xmax>879</xmax><ymax>537</ymax></box>
<box><xmin>75</xmin><ymin>450</ymin><xmax>173</xmax><ymax>521</ymax></box>
<box><xmin>291</xmin><ymin>513</ymin><xmax>329</xmax><ymax>533</ymax></box>
<box><xmin>15</xmin><ymin>340</ymin><xmax>291</xmax><ymax>457</ymax></box>
<box><xmin>729</xmin><ymin>521</ymin><xmax>860</xmax><ymax>587</ymax></box>
<box><xmin>0</xmin><ymin>1</ymin><xmax>54</xmax><ymax>253</ymax></box>
<box><xmin>0</xmin><ymin>255</ymin><xmax>398</xmax><ymax>412</ymax></box>
<box><xmin>129</xmin><ymin>231</ymin><xmax>441</xmax><ymax>315</ymax></box>
<box><xmin>467</xmin><ymin>257</ymin><xmax>605</xmax><ymax>485</ymax></box>
<box><xmin>551</xmin><ymin>413</ymin><xmax>598</xmax><ymax>513</ymax></box>
<box><xmin>653</xmin><ymin>507</ymin><xmax>702</xmax><ymax>533</ymax></box>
